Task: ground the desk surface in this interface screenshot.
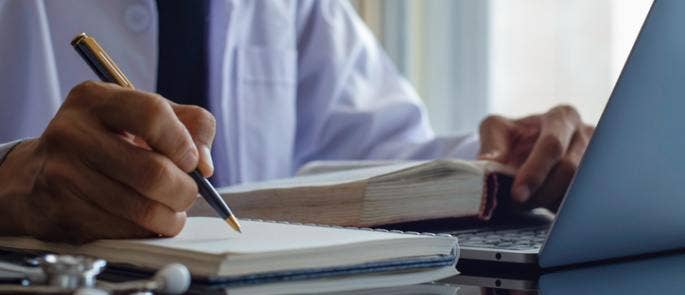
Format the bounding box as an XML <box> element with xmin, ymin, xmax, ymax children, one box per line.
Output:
<box><xmin>3</xmin><ymin>245</ymin><xmax>683</xmax><ymax>294</ymax></box>
<box><xmin>211</xmin><ymin>250</ymin><xmax>684</xmax><ymax>295</ymax></box>
<box><xmin>440</xmin><ymin>251</ymin><xmax>685</xmax><ymax>295</ymax></box>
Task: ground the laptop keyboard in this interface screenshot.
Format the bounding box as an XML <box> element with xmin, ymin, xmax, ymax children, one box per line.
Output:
<box><xmin>450</xmin><ymin>226</ymin><xmax>549</xmax><ymax>251</ymax></box>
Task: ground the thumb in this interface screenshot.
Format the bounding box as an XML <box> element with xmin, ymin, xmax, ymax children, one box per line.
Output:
<box><xmin>478</xmin><ymin>115</ymin><xmax>512</xmax><ymax>163</ymax></box>
<box><xmin>172</xmin><ymin>104</ymin><xmax>217</xmax><ymax>177</ymax></box>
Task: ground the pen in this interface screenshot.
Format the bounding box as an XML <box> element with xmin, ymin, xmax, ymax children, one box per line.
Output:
<box><xmin>70</xmin><ymin>32</ymin><xmax>242</xmax><ymax>233</ymax></box>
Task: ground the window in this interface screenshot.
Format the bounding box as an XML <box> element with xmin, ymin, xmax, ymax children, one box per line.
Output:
<box><xmin>352</xmin><ymin>0</ymin><xmax>652</xmax><ymax>134</ymax></box>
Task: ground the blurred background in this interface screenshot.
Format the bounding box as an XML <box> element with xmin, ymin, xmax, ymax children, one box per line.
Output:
<box><xmin>350</xmin><ymin>0</ymin><xmax>652</xmax><ymax>134</ymax></box>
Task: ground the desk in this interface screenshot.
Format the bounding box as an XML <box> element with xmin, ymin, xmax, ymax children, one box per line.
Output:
<box><xmin>200</xmin><ymin>251</ymin><xmax>685</xmax><ymax>294</ymax></box>
<box><xmin>3</xmin><ymin>249</ymin><xmax>684</xmax><ymax>294</ymax></box>
<box><xmin>439</xmin><ymin>251</ymin><xmax>685</xmax><ymax>295</ymax></box>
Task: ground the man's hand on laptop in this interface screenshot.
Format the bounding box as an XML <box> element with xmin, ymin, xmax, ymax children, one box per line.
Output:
<box><xmin>0</xmin><ymin>81</ymin><xmax>216</xmax><ymax>243</ymax></box>
<box><xmin>478</xmin><ymin>105</ymin><xmax>594</xmax><ymax>211</ymax></box>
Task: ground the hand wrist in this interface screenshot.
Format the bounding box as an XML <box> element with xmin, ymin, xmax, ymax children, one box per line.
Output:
<box><xmin>0</xmin><ymin>139</ymin><xmax>42</xmax><ymax>235</ymax></box>
<box><xmin>0</xmin><ymin>140</ymin><xmax>23</xmax><ymax>168</ymax></box>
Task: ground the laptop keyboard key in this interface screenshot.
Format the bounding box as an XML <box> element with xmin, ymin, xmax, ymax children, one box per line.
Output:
<box><xmin>456</xmin><ymin>226</ymin><xmax>549</xmax><ymax>250</ymax></box>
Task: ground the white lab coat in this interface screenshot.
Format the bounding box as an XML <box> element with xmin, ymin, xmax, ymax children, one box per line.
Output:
<box><xmin>0</xmin><ymin>0</ymin><xmax>478</xmax><ymax>186</ymax></box>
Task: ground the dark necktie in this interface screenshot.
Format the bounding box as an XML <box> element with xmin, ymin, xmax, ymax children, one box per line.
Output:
<box><xmin>155</xmin><ymin>0</ymin><xmax>209</xmax><ymax>109</ymax></box>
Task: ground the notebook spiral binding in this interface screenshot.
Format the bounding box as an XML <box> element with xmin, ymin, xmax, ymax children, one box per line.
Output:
<box><xmin>241</xmin><ymin>218</ymin><xmax>451</xmax><ymax>237</ymax></box>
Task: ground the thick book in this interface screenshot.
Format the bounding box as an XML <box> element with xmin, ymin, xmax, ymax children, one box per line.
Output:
<box><xmin>191</xmin><ymin>160</ymin><xmax>514</xmax><ymax>227</ymax></box>
<box><xmin>0</xmin><ymin>217</ymin><xmax>458</xmax><ymax>286</ymax></box>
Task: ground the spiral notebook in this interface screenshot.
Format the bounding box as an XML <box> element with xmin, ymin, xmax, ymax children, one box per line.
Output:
<box><xmin>0</xmin><ymin>217</ymin><xmax>458</xmax><ymax>286</ymax></box>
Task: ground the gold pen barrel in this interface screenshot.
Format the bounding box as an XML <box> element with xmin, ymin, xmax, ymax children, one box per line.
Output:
<box><xmin>71</xmin><ymin>33</ymin><xmax>135</xmax><ymax>89</ymax></box>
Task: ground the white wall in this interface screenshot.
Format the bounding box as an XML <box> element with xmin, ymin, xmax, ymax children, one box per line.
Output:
<box><xmin>353</xmin><ymin>0</ymin><xmax>652</xmax><ymax>133</ymax></box>
<box><xmin>488</xmin><ymin>0</ymin><xmax>652</xmax><ymax>124</ymax></box>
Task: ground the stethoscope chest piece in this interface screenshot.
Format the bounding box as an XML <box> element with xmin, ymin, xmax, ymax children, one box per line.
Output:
<box><xmin>38</xmin><ymin>254</ymin><xmax>106</xmax><ymax>289</ymax></box>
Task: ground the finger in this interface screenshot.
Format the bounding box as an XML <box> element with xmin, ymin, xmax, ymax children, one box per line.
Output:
<box><xmin>512</xmin><ymin>105</ymin><xmax>581</xmax><ymax>202</ymax></box>
<box><xmin>568</xmin><ymin>124</ymin><xmax>593</xmax><ymax>159</ymax></box>
<box><xmin>478</xmin><ymin>115</ymin><xmax>514</xmax><ymax>162</ymax></box>
<box><xmin>508</xmin><ymin>116</ymin><xmax>542</xmax><ymax>167</ymax></box>
<box><xmin>52</xmin><ymin>113</ymin><xmax>198</xmax><ymax>212</ymax></box>
<box><xmin>47</xmin><ymin>206</ymin><xmax>154</xmax><ymax>244</ymax></box>
<box><xmin>513</xmin><ymin>114</ymin><xmax>542</xmax><ymax>128</ymax></box>
<box><xmin>527</xmin><ymin>128</ymin><xmax>589</xmax><ymax>211</ymax></box>
<box><xmin>67</xmin><ymin>81</ymin><xmax>199</xmax><ymax>172</ymax></box>
<box><xmin>173</xmin><ymin>104</ymin><xmax>217</xmax><ymax>177</ymax></box>
<box><xmin>526</xmin><ymin>160</ymin><xmax>576</xmax><ymax>212</ymax></box>
<box><xmin>34</xmin><ymin>162</ymin><xmax>156</xmax><ymax>243</ymax></box>
<box><xmin>584</xmin><ymin>125</ymin><xmax>595</xmax><ymax>139</ymax></box>
<box><xmin>55</xmin><ymin>200</ymin><xmax>155</xmax><ymax>243</ymax></box>
<box><xmin>69</xmin><ymin>155</ymin><xmax>188</xmax><ymax>235</ymax></box>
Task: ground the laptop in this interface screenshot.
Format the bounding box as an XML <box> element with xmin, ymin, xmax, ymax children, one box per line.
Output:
<box><xmin>449</xmin><ymin>0</ymin><xmax>685</xmax><ymax>268</ymax></box>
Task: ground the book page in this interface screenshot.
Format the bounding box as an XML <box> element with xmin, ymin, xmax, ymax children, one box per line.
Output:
<box><xmin>218</xmin><ymin>162</ymin><xmax>428</xmax><ymax>194</ymax></box>
<box><xmin>219</xmin><ymin>159</ymin><xmax>514</xmax><ymax>195</ymax></box>
<box><xmin>297</xmin><ymin>160</ymin><xmax>418</xmax><ymax>175</ymax></box>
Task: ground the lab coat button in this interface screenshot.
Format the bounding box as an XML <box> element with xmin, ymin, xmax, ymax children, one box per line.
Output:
<box><xmin>124</xmin><ymin>4</ymin><xmax>150</xmax><ymax>33</ymax></box>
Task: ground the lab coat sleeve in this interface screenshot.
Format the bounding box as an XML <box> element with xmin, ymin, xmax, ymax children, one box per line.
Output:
<box><xmin>293</xmin><ymin>0</ymin><xmax>480</xmax><ymax>169</ymax></box>
<box><xmin>0</xmin><ymin>140</ymin><xmax>23</xmax><ymax>167</ymax></box>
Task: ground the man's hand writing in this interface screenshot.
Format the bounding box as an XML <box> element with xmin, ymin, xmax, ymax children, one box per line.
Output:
<box><xmin>478</xmin><ymin>105</ymin><xmax>594</xmax><ymax>211</ymax></box>
<box><xmin>0</xmin><ymin>81</ymin><xmax>216</xmax><ymax>243</ymax></box>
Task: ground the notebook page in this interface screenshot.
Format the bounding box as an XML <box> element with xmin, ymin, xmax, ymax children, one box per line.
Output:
<box><xmin>122</xmin><ymin>217</ymin><xmax>436</xmax><ymax>255</ymax></box>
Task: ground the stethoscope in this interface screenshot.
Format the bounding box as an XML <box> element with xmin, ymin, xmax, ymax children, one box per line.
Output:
<box><xmin>0</xmin><ymin>254</ymin><xmax>191</xmax><ymax>294</ymax></box>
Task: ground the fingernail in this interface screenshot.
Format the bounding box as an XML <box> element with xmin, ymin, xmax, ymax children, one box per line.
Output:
<box><xmin>512</xmin><ymin>186</ymin><xmax>530</xmax><ymax>203</ymax></box>
<box><xmin>200</xmin><ymin>146</ymin><xmax>214</xmax><ymax>176</ymax></box>
<box><xmin>179</xmin><ymin>148</ymin><xmax>199</xmax><ymax>172</ymax></box>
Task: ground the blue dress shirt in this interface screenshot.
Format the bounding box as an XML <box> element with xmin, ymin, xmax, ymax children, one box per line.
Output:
<box><xmin>0</xmin><ymin>0</ymin><xmax>479</xmax><ymax>187</ymax></box>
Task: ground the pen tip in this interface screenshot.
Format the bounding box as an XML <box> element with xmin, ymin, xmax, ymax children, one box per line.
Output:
<box><xmin>226</xmin><ymin>215</ymin><xmax>243</xmax><ymax>233</ymax></box>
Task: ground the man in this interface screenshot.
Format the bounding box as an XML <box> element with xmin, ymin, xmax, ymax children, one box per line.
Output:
<box><xmin>0</xmin><ymin>0</ymin><xmax>592</xmax><ymax>242</ymax></box>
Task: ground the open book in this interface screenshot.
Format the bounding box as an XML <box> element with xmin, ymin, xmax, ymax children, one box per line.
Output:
<box><xmin>0</xmin><ymin>217</ymin><xmax>458</xmax><ymax>285</ymax></box>
<box><xmin>191</xmin><ymin>160</ymin><xmax>514</xmax><ymax>227</ymax></box>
